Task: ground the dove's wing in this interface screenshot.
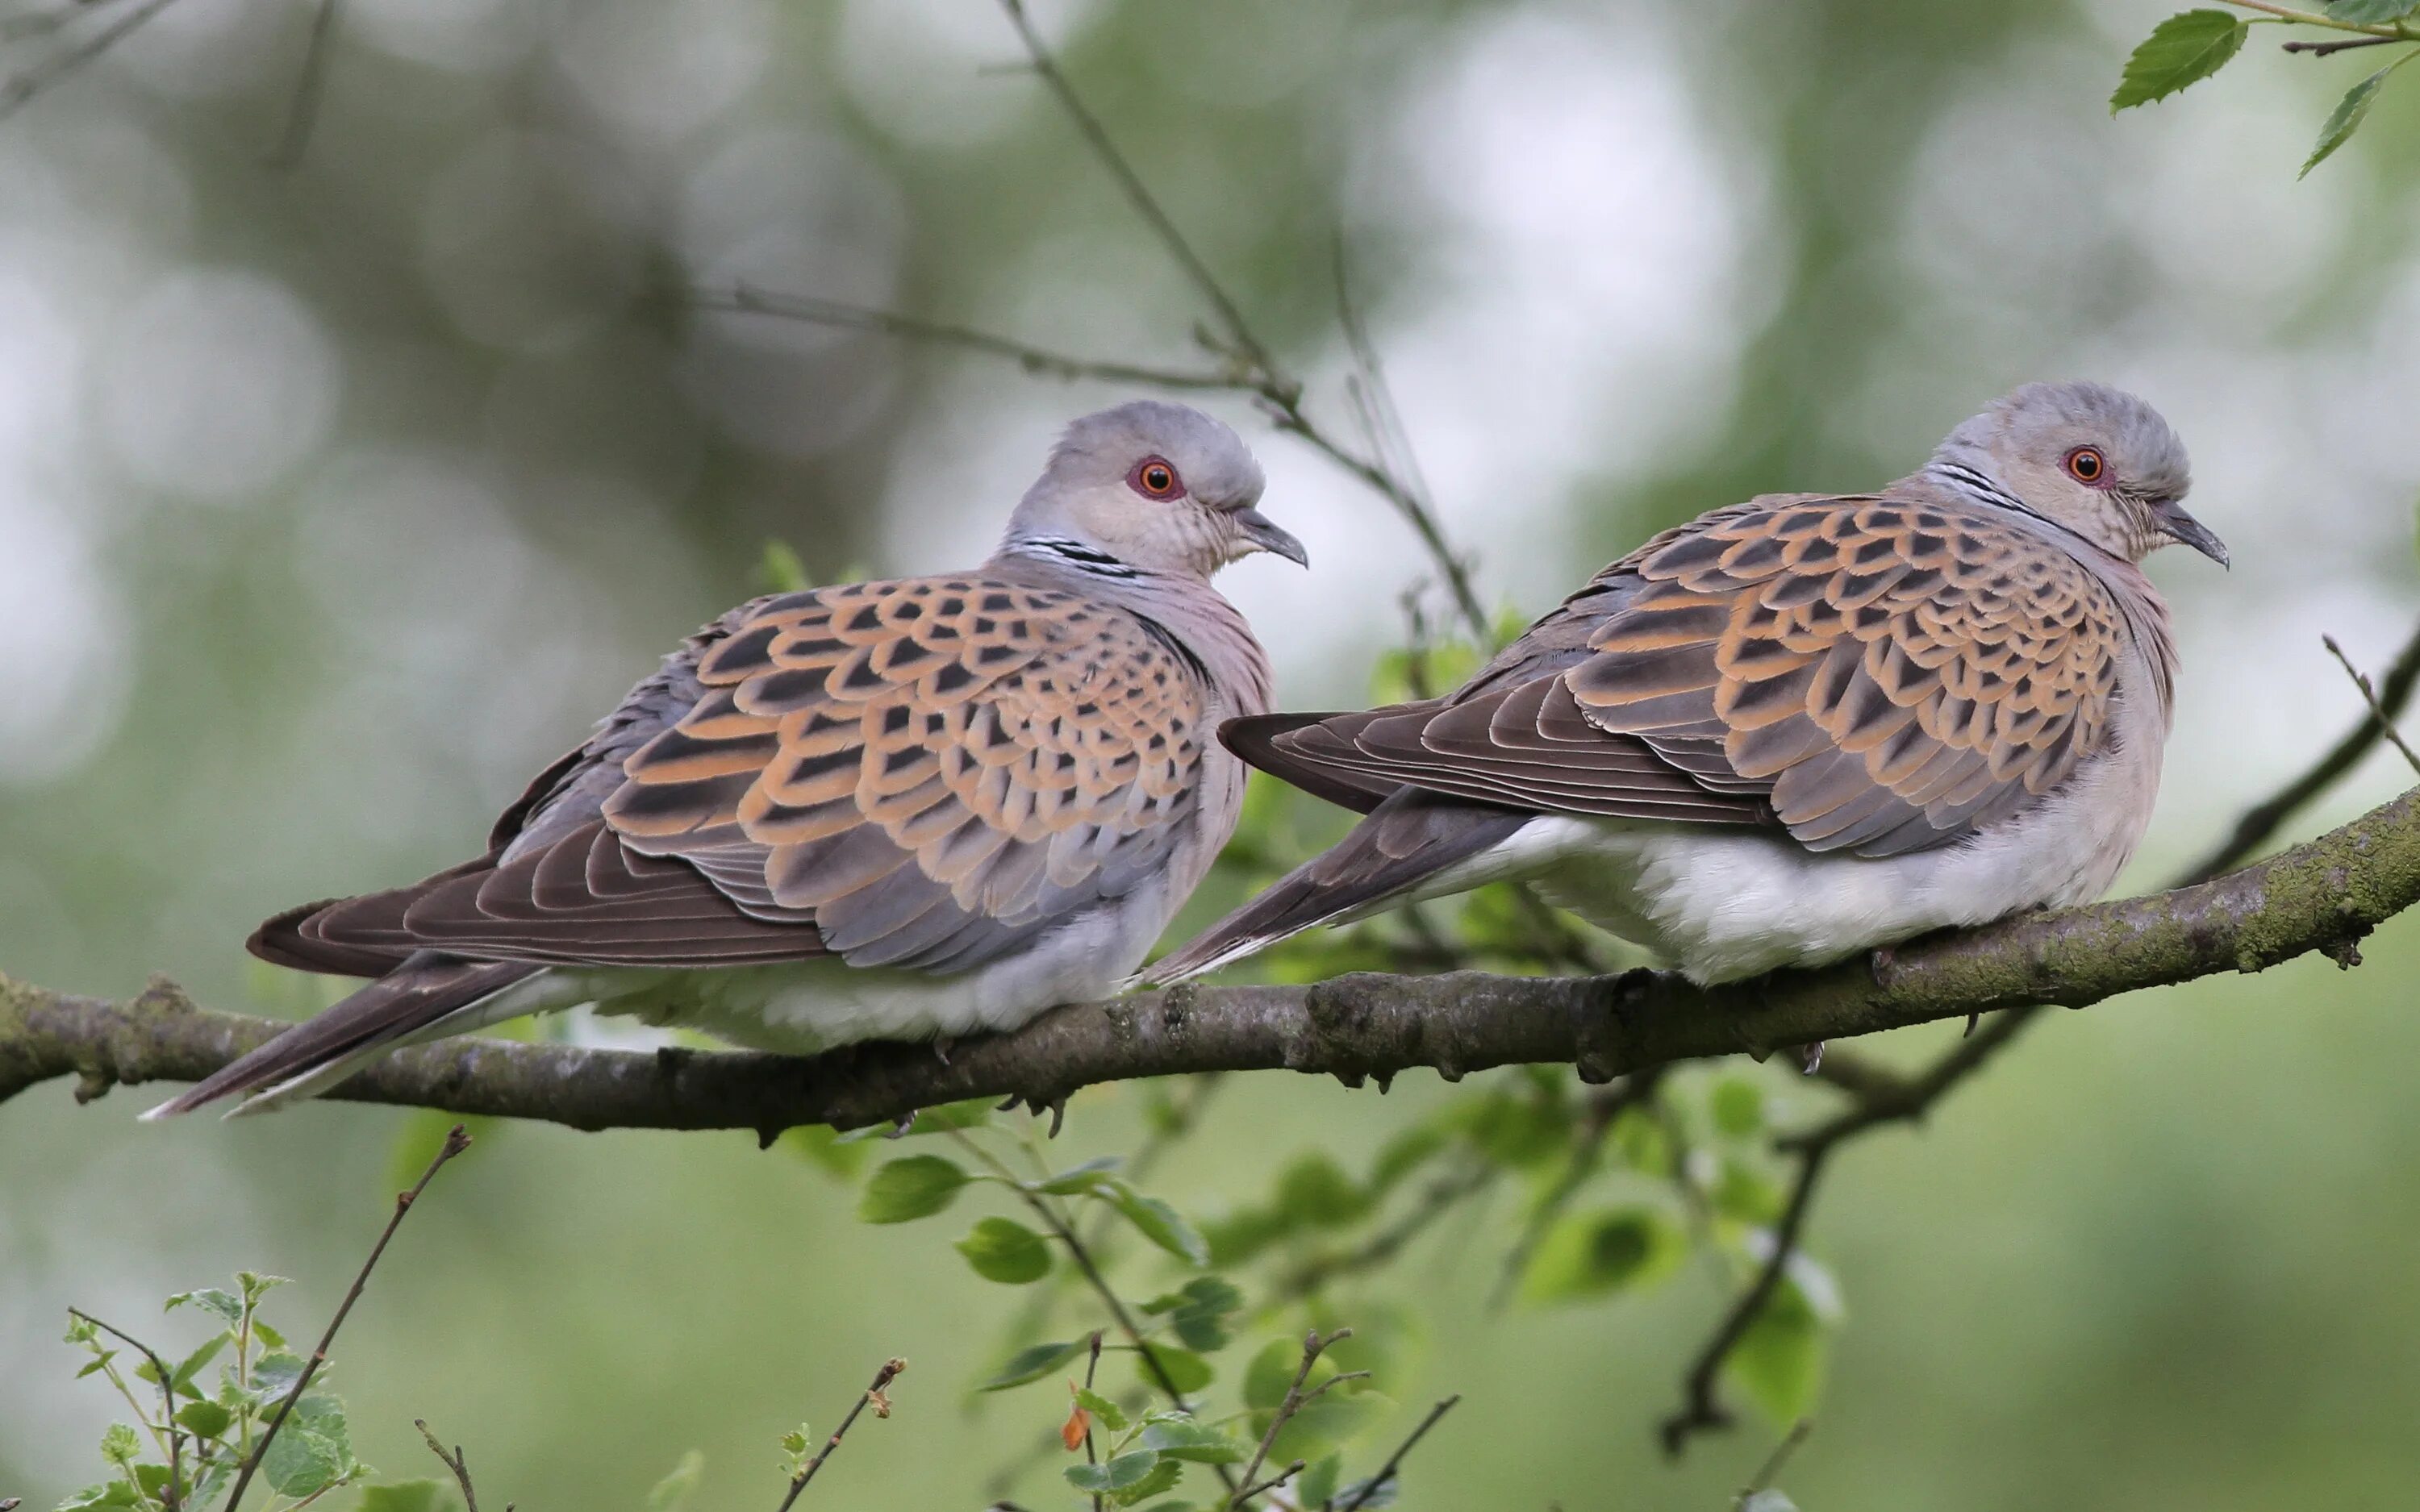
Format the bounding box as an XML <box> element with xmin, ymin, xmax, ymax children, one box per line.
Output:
<box><xmin>1231</xmin><ymin>492</ymin><xmax>2128</xmax><ymax>858</ymax></box>
<box><xmin>262</xmin><ymin>575</ymin><xmax>1214</xmax><ymax>977</ymax></box>
<box><xmin>1152</xmin><ymin>493</ymin><xmax>2132</xmax><ymax>985</ymax></box>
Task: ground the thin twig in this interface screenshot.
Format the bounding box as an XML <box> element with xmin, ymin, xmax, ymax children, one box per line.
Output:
<box><xmin>1229</xmin><ymin>1461</ymin><xmax>1307</xmax><ymax>1506</ymax></box>
<box><xmin>1081</xmin><ymin>1331</ymin><xmax>1103</xmax><ymax>1512</ymax></box>
<box><xmin>2186</xmin><ymin>616</ymin><xmax>2420</xmax><ymax>881</ymax></box>
<box><xmin>1737</xmin><ymin>1418</ymin><xmax>1814</xmax><ymax>1506</ymax></box>
<box><xmin>0</xmin><ymin>0</ymin><xmax>184</xmax><ymax>123</ymax></box>
<box><xmin>65</xmin><ymin>1309</ymin><xmax>183</xmax><ymax>1510</ymax></box>
<box><xmin>1662</xmin><ymin>610</ymin><xmax>2420</xmax><ymax>1453</ymax></box>
<box><xmin>263</xmin><ymin>0</ymin><xmax>342</xmax><ymax>169</ymax></box>
<box><xmin>2283</xmin><ymin>34</ymin><xmax>2401</xmax><ymax>53</ymax></box>
<box><xmin>695</xmin><ymin>287</ymin><xmax>1239</xmax><ymax>391</ymax></box>
<box><xmin>2324</xmin><ymin>635</ymin><xmax>2420</xmax><ymax>776</ymax></box>
<box><xmin>1660</xmin><ymin>1144</ymin><xmax>1833</xmax><ymax>1454</ymax></box>
<box><xmin>1491</xmin><ymin>1071</ymin><xmax>1665</xmax><ymax>1309</ymax></box>
<box><xmin>992</xmin><ymin>0</ymin><xmax>1266</xmax><ymax>372</ymax></box>
<box><xmin>415</xmin><ymin>1421</ymin><xmax>481</xmax><ymax>1512</ymax></box>
<box><xmin>776</xmin><ymin>1357</ymin><xmax>908</xmax><ymax>1511</ymax></box>
<box><xmin>223</xmin><ymin>1125</ymin><xmax>473</xmax><ymax>1512</ymax></box>
<box><xmin>1335</xmin><ymin>1396</ymin><xmax>1461</xmax><ymax>1512</ymax></box>
<box><xmin>1233</xmin><ymin>1329</ymin><xmax>1349</xmax><ymax>1508</ymax></box>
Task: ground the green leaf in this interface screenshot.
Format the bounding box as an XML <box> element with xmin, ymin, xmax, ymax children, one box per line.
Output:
<box><xmin>1262</xmin><ymin>1394</ymin><xmax>1387</xmax><ymax>1468</ymax></box>
<box><xmin>53</xmin><ymin>1481</ymin><xmax>144</xmax><ymax>1510</ymax></box>
<box><xmin>1201</xmin><ymin>1205</ymin><xmax>1289</xmax><ymax>1268</ymax></box>
<box><xmin>248</xmin><ymin>1351</ymin><xmax>309</xmax><ymax>1405</ymax></box>
<box><xmin>2302</xmin><ymin>64</ymin><xmax>2397</xmax><ymax>177</ymax></box>
<box><xmin>1519</xmin><ymin>1206</ymin><xmax>1686</xmax><ymax>1305</ymax></box>
<box><xmin>856</xmin><ymin>1155</ymin><xmax>970</xmax><ymax>1223</ymax></box>
<box><xmin>1709</xmin><ymin>1076</ymin><xmax>1766</xmax><ymax>1139</ymax></box>
<box><xmin>1104</xmin><ymin>1186</ymin><xmax>1209</xmax><ymax>1266</ymax></box>
<box><xmin>1066</xmin><ymin>1451</ymin><xmax>1162</xmax><ymax>1493</ymax></box>
<box><xmin>1130</xmin><ymin>1344</ymin><xmax>1213</xmax><ymax>1396</ymax></box>
<box><xmin>358</xmin><ymin>1481</ymin><xmax>466</xmax><ymax>1512</ymax></box>
<box><xmin>261</xmin><ymin>1426</ymin><xmax>346</xmax><ymax>1499</ymax></box>
<box><xmin>174</xmin><ymin>1399</ymin><xmax>235</xmax><ymax>1439</ymax></box>
<box><xmin>779</xmin><ymin>1124</ymin><xmax>869</xmax><ymax>1181</ymax></box>
<box><xmin>236</xmin><ymin>1271</ymin><xmax>292</xmax><ymax>1306</ymax></box>
<box><xmin>1150</xmin><ymin>1277</ymin><xmax>1243</xmax><ymax>1353</ymax></box>
<box><xmin>1367</xmin><ymin>1126</ymin><xmax>1449</xmax><ymax>1195</ymax></box>
<box><xmin>1275</xmin><ymin>1154</ymin><xmax>1373</xmax><ymax>1231</ymax></box>
<box><xmin>170</xmin><ymin>1333</ymin><xmax>228</xmax><ymax>1396</ymax></box>
<box><xmin>2330</xmin><ymin>0</ymin><xmax>2420</xmax><ymax>21</ymax></box>
<box><xmin>1111</xmin><ymin>1458</ymin><xmax>1184</xmax><ymax>1506</ymax></box>
<box><xmin>76</xmin><ymin>1352</ymin><xmax>115</xmax><ymax>1379</ymax></box>
<box><xmin>1074</xmin><ymin>1386</ymin><xmax>1129</xmax><ymax>1435</ymax></box>
<box><xmin>980</xmin><ymin>1339</ymin><xmax>1086</xmax><ymax>1391</ymax></box>
<box><xmin>1711</xmin><ymin>1157</ymin><xmax>1787</xmax><ymax>1226</ymax></box>
<box><xmin>1033</xmin><ymin>1156</ymin><xmax>1122</xmax><ymax>1194</ymax></box>
<box><xmin>1139</xmin><ymin>1418</ymin><xmax>1244</xmax><ymax>1464</ymax></box>
<box><xmin>1726</xmin><ymin>1274</ymin><xmax>1831</xmax><ymax>1427</ymax></box>
<box><xmin>646</xmin><ymin>1449</ymin><xmax>706</xmax><ymax>1511</ymax></box>
<box><xmin>165</xmin><ymin>1288</ymin><xmax>244</xmax><ymax>1327</ymax></box>
<box><xmin>2109</xmin><ymin>10</ymin><xmax>2249</xmax><ymax>110</ymax></box>
<box><xmin>758</xmin><ymin>538</ymin><xmax>812</xmax><ymax>594</ymax></box>
<box><xmin>98</xmin><ymin>1423</ymin><xmax>140</xmax><ymax>1468</ymax></box>
<box><xmin>1296</xmin><ymin>1455</ymin><xmax>1343</xmax><ymax>1509</ymax></box>
<box><xmin>954</xmin><ymin>1217</ymin><xmax>1052</xmax><ymax>1284</ymax></box>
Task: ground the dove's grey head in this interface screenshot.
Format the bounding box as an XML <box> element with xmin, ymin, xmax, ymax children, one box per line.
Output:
<box><xmin>1926</xmin><ymin>381</ymin><xmax>2226</xmax><ymax>568</ymax></box>
<box><xmin>1001</xmin><ymin>401</ymin><xmax>1304</xmax><ymax>581</ymax></box>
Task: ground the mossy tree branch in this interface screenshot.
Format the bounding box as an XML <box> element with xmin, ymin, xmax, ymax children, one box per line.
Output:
<box><xmin>3</xmin><ymin>784</ymin><xmax>2414</xmax><ymax>1138</ymax></box>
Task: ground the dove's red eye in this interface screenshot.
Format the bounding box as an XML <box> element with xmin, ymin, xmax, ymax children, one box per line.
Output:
<box><xmin>2065</xmin><ymin>446</ymin><xmax>2109</xmax><ymax>486</ymax></box>
<box><xmin>1129</xmin><ymin>457</ymin><xmax>1183</xmax><ymax>499</ymax></box>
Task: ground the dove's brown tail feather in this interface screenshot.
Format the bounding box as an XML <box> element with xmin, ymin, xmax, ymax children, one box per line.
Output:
<box><xmin>1149</xmin><ymin>790</ymin><xmax>1530</xmax><ymax>985</ymax></box>
<box><xmin>141</xmin><ymin>955</ymin><xmax>541</xmax><ymax>1119</ymax></box>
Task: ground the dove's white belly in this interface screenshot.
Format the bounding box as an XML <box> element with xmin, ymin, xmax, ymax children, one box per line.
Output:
<box><xmin>549</xmin><ymin>874</ymin><xmax>1183</xmax><ymax>1055</ymax></box>
<box><xmin>1428</xmin><ymin>705</ymin><xmax>2166</xmax><ymax>985</ymax></box>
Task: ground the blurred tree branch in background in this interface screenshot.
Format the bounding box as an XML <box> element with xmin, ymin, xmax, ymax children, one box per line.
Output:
<box><xmin>5</xmin><ymin>779</ymin><xmax>2416</xmax><ymax>1136</ymax></box>
<box><xmin>699</xmin><ymin>0</ymin><xmax>1490</xmax><ymax>639</ymax></box>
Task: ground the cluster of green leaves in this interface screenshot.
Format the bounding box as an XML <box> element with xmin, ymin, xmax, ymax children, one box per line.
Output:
<box><xmin>56</xmin><ymin>1272</ymin><xmax>360</xmax><ymax>1511</ymax></box>
<box><xmin>2112</xmin><ymin>4</ymin><xmax>2420</xmax><ymax>177</ymax></box>
<box><xmin>812</xmin><ymin>1102</ymin><xmax>1417</xmax><ymax>1510</ymax></box>
<box><xmin>790</xmin><ymin>1043</ymin><xmax>1838</xmax><ymax>1506</ymax></box>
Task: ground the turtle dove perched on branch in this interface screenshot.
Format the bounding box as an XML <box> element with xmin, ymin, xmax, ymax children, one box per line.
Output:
<box><xmin>150</xmin><ymin>401</ymin><xmax>1304</xmax><ymax>1118</ymax></box>
<box><xmin>1153</xmin><ymin>381</ymin><xmax>2226</xmax><ymax>992</ymax></box>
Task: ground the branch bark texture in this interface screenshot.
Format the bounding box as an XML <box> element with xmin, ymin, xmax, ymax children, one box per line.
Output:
<box><xmin>4</xmin><ymin>786</ymin><xmax>2414</xmax><ymax>1136</ymax></box>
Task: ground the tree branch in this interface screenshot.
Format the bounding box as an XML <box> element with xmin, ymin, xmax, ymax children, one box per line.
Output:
<box><xmin>6</xmin><ymin>783</ymin><xmax>2417</xmax><ymax>1134</ymax></box>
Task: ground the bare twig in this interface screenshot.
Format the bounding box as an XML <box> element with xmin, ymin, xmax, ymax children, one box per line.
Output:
<box><xmin>2324</xmin><ymin>634</ymin><xmax>2420</xmax><ymax>777</ymax></box>
<box><xmin>223</xmin><ymin>1125</ymin><xmax>473</xmax><ymax>1512</ymax></box>
<box><xmin>65</xmin><ymin>1309</ymin><xmax>183</xmax><ymax>1510</ymax></box>
<box><xmin>2283</xmin><ymin>35</ymin><xmax>2401</xmax><ymax>54</ymax></box>
<box><xmin>992</xmin><ymin>0</ymin><xmax>1265</xmax><ymax>372</ymax></box>
<box><xmin>776</xmin><ymin>1356</ymin><xmax>908</xmax><ymax>1510</ymax></box>
<box><xmin>415</xmin><ymin>1421</ymin><xmax>483</xmax><ymax>1512</ymax></box>
<box><xmin>2184</xmin><ymin>616</ymin><xmax>2420</xmax><ymax>881</ymax></box>
<box><xmin>1491</xmin><ymin>1071</ymin><xmax>1666</xmax><ymax>1309</ymax></box>
<box><xmin>1738</xmin><ymin>1418</ymin><xmax>1814</xmax><ymax>1506</ymax></box>
<box><xmin>1233</xmin><ymin>1329</ymin><xmax>1350</xmax><ymax>1508</ymax></box>
<box><xmin>0</xmin><ymin>0</ymin><xmax>184</xmax><ymax>123</ymax></box>
<box><xmin>1335</xmin><ymin>1396</ymin><xmax>1461</xmax><ymax>1512</ymax></box>
<box><xmin>694</xmin><ymin>287</ymin><xmax>1239</xmax><ymax>392</ymax></box>
<box><xmin>1079</xmin><ymin>1331</ymin><xmax>1104</xmax><ymax>1512</ymax></box>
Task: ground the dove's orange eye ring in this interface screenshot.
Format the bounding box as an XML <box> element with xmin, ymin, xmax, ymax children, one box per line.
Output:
<box><xmin>2065</xmin><ymin>446</ymin><xmax>2109</xmax><ymax>486</ymax></box>
<box><xmin>1129</xmin><ymin>457</ymin><xmax>1183</xmax><ymax>499</ymax></box>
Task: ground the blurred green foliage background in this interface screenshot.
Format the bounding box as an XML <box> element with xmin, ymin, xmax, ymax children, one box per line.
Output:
<box><xmin>7</xmin><ymin>0</ymin><xmax>2420</xmax><ymax>1506</ymax></box>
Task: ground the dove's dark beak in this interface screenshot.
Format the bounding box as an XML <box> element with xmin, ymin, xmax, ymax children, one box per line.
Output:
<box><xmin>1233</xmin><ymin>506</ymin><xmax>1308</xmax><ymax>568</ymax></box>
<box><xmin>2154</xmin><ymin>498</ymin><xmax>2229</xmax><ymax>569</ymax></box>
